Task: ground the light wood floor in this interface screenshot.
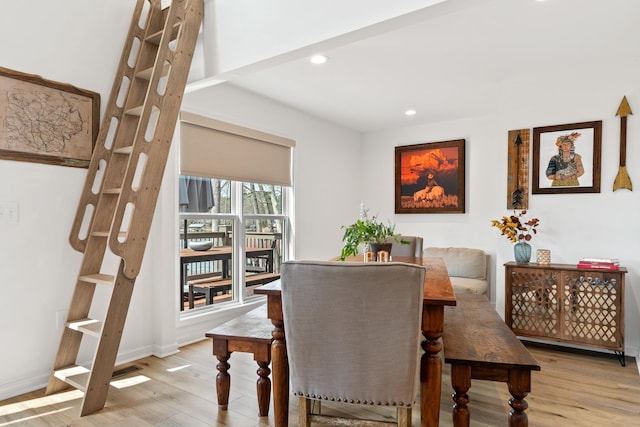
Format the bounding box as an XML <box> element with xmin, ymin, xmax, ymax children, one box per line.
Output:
<box><xmin>1</xmin><ymin>340</ymin><xmax>638</xmax><ymax>426</ymax></box>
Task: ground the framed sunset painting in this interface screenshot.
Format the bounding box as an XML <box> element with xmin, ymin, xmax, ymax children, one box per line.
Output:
<box><xmin>394</xmin><ymin>139</ymin><xmax>465</xmax><ymax>214</ymax></box>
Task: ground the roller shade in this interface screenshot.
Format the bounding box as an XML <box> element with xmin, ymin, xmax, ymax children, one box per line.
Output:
<box><xmin>179</xmin><ymin>111</ymin><xmax>295</xmax><ymax>186</ymax></box>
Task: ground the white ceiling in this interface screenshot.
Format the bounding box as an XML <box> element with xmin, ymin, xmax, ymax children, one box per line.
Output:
<box><xmin>192</xmin><ymin>0</ymin><xmax>640</xmax><ymax>133</ymax></box>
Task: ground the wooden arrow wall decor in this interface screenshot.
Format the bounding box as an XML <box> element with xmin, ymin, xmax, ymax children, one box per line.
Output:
<box><xmin>507</xmin><ymin>129</ymin><xmax>530</xmax><ymax>209</ymax></box>
<box><xmin>613</xmin><ymin>96</ymin><xmax>633</xmax><ymax>191</ymax></box>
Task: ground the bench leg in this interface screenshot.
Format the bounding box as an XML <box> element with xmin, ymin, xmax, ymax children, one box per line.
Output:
<box><xmin>215</xmin><ymin>354</ymin><xmax>231</xmax><ymax>410</ymax></box>
<box><xmin>256</xmin><ymin>360</ymin><xmax>271</xmax><ymax>416</ymax></box>
<box><xmin>507</xmin><ymin>369</ymin><xmax>531</xmax><ymax>427</ymax></box>
<box><xmin>450</xmin><ymin>364</ymin><xmax>471</xmax><ymax>427</ymax></box>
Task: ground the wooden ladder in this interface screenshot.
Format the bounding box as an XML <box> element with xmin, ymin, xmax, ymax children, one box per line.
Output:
<box><xmin>45</xmin><ymin>0</ymin><xmax>203</xmax><ymax>416</ymax></box>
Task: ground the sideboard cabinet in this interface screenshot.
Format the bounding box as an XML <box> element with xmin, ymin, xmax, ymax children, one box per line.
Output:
<box><xmin>504</xmin><ymin>262</ymin><xmax>626</xmax><ymax>363</ymax></box>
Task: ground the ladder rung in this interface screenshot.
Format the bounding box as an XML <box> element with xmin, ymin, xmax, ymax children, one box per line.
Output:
<box><xmin>136</xmin><ymin>62</ymin><xmax>171</xmax><ymax>81</ymax></box>
<box><xmin>67</xmin><ymin>318</ymin><xmax>103</xmax><ymax>337</ymax></box>
<box><xmin>125</xmin><ymin>106</ymin><xmax>143</xmax><ymax>116</ymax></box>
<box><xmin>113</xmin><ymin>146</ymin><xmax>134</xmax><ymax>154</ymax></box>
<box><xmin>79</xmin><ymin>274</ymin><xmax>115</xmax><ymax>285</ymax></box>
<box><xmin>146</xmin><ymin>23</ymin><xmax>180</xmax><ymax>45</ymax></box>
<box><xmin>103</xmin><ymin>188</ymin><xmax>122</xmax><ymax>195</ymax></box>
<box><xmin>91</xmin><ymin>231</ymin><xmax>127</xmax><ymax>239</ymax></box>
<box><xmin>53</xmin><ymin>365</ymin><xmax>89</xmax><ymax>392</ymax></box>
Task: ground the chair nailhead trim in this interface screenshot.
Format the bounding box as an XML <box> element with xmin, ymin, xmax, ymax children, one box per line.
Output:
<box><xmin>294</xmin><ymin>393</ymin><xmax>413</xmax><ymax>407</ymax></box>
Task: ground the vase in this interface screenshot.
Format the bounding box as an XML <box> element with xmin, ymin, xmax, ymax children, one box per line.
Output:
<box><xmin>514</xmin><ymin>241</ymin><xmax>532</xmax><ymax>264</ymax></box>
<box><xmin>369</xmin><ymin>243</ymin><xmax>393</xmax><ymax>261</ymax></box>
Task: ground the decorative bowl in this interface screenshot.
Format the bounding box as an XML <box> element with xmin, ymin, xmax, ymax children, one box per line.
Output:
<box><xmin>188</xmin><ymin>240</ymin><xmax>214</xmax><ymax>251</ymax></box>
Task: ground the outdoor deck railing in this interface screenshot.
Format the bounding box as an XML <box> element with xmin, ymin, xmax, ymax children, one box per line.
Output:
<box><xmin>180</xmin><ymin>232</ymin><xmax>282</xmax><ymax>284</ymax></box>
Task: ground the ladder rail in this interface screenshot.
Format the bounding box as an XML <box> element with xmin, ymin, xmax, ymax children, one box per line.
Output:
<box><xmin>68</xmin><ymin>0</ymin><xmax>149</xmax><ymax>253</ymax></box>
<box><xmin>46</xmin><ymin>0</ymin><xmax>153</xmax><ymax>393</ymax></box>
<box><xmin>111</xmin><ymin>0</ymin><xmax>203</xmax><ymax>279</ymax></box>
<box><xmin>80</xmin><ymin>263</ymin><xmax>136</xmax><ymax>416</ymax></box>
<box><xmin>46</xmin><ymin>0</ymin><xmax>204</xmax><ymax>415</ymax></box>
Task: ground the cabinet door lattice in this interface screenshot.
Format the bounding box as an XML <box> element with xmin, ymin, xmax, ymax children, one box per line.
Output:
<box><xmin>509</xmin><ymin>268</ymin><xmax>559</xmax><ymax>336</ymax></box>
<box><xmin>561</xmin><ymin>272</ymin><xmax>622</xmax><ymax>348</ymax></box>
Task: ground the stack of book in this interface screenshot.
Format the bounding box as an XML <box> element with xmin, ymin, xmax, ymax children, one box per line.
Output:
<box><xmin>576</xmin><ymin>257</ymin><xmax>620</xmax><ymax>270</ymax></box>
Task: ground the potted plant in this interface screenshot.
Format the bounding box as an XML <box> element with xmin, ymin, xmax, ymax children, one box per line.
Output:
<box><xmin>340</xmin><ymin>204</ymin><xmax>408</xmax><ymax>261</ymax></box>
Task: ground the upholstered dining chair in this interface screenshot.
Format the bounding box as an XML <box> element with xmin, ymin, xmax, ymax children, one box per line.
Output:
<box><xmin>281</xmin><ymin>260</ymin><xmax>426</xmax><ymax>427</ymax></box>
<box><xmin>386</xmin><ymin>235</ymin><xmax>424</xmax><ymax>257</ymax></box>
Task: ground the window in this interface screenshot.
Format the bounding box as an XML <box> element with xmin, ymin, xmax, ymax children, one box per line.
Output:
<box><xmin>179</xmin><ymin>176</ymin><xmax>287</xmax><ymax>313</ymax></box>
<box><xmin>177</xmin><ymin>111</ymin><xmax>294</xmax><ymax>314</ymax></box>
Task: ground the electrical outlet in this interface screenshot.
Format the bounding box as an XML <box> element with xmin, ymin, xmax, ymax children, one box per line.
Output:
<box><xmin>0</xmin><ymin>201</ymin><xmax>18</xmax><ymax>224</ymax></box>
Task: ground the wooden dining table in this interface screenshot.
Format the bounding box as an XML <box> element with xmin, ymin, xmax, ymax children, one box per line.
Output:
<box><xmin>254</xmin><ymin>256</ymin><xmax>456</xmax><ymax>427</ymax></box>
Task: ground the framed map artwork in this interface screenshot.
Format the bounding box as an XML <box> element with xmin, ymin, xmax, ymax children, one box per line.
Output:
<box><xmin>0</xmin><ymin>67</ymin><xmax>100</xmax><ymax>168</ymax></box>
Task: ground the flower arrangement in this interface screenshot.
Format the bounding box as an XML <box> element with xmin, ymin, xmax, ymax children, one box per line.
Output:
<box><xmin>490</xmin><ymin>210</ymin><xmax>540</xmax><ymax>243</ymax></box>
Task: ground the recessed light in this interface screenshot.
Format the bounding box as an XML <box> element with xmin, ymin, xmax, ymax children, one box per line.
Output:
<box><xmin>310</xmin><ymin>55</ymin><xmax>328</xmax><ymax>65</ymax></box>
<box><xmin>405</xmin><ymin>109</ymin><xmax>417</xmax><ymax>116</ymax></box>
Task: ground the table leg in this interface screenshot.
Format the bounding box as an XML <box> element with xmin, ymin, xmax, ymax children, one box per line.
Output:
<box><xmin>188</xmin><ymin>284</ymin><xmax>195</xmax><ymax>309</ymax></box>
<box><xmin>270</xmin><ymin>318</ymin><xmax>289</xmax><ymax>427</ymax></box>
<box><xmin>222</xmin><ymin>259</ymin><xmax>229</xmax><ymax>279</ymax></box>
<box><xmin>451</xmin><ymin>364</ymin><xmax>471</xmax><ymax>427</ymax></box>
<box><xmin>215</xmin><ymin>354</ymin><xmax>231</xmax><ymax>410</ymax></box>
<box><xmin>421</xmin><ymin>306</ymin><xmax>444</xmax><ymax>427</ymax></box>
<box><xmin>256</xmin><ymin>360</ymin><xmax>271</xmax><ymax>416</ymax></box>
<box><xmin>507</xmin><ymin>369</ymin><xmax>532</xmax><ymax>427</ymax></box>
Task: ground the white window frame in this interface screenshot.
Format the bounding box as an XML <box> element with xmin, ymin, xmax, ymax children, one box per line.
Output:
<box><xmin>179</xmin><ymin>180</ymin><xmax>290</xmax><ymax>316</ymax></box>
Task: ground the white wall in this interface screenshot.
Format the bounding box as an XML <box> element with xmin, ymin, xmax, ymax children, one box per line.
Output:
<box><xmin>2</xmin><ymin>0</ymin><xmax>639</xmax><ymax>402</ymax></box>
<box><xmin>0</xmin><ymin>2</ymin><xmax>362</xmax><ymax>400</ymax></box>
<box><xmin>0</xmin><ymin>0</ymin><xmax>139</xmax><ymax>399</ymax></box>
<box><xmin>361</xmin><ymin>58</ymin><xmax>640</xmax><ymax>357</ymax></box>
<box><xmin>0</xmin><ymin>78</ymin><xmax>361</xmax><ymax>402</ymax></box>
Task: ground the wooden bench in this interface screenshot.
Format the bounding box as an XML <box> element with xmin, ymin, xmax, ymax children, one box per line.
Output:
<box><xmin>443</xmin><ymin>293</ymin><xmax>541</xmax><ymax>427</ymax></box>
<box><xmin>189</xmin><ymin>273</ymin><xmax>280</xmax><ymax>309</ymax></box>
<box><xmin>205</xmin><ymin>305</ymin><xmax>274</xmax><ymax>416</ymax></box>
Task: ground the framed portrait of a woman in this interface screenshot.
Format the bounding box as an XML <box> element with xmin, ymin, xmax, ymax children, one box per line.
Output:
<box><xmin>532</xmin><ymin>120</ymin><xmax>602</xmax><ymax>194</ymax></box>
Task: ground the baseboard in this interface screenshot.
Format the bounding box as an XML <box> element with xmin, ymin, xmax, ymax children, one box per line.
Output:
<box><xmin>150</xmin><ymin>342</ymin><xmax>180</xmax><ymax>358</ymax></box>
<box><xmin>0</xmin><ymin>345</ymin><xmax>156</xmax><ymax>402</ymax></box>
<box><xmin>0</xmin><ymin>373</ymin><xmax>50</xmax><ymax>401</ymax></box>
<box><xmin>2</xmin><ymin>303</ymin><xmax>265</xmax><ymax>401</ymax></box>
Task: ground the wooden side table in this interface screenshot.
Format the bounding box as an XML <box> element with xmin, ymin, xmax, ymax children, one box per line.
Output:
<box><xmin>504</xmin><ymin>262</ymin><xmax>627</xmax><ymax>365</ymax></box>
